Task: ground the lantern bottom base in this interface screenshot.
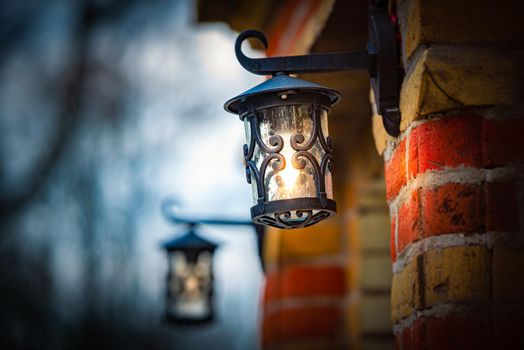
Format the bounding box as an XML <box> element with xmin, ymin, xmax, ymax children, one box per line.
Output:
<box><xmin>251</xmin><ymin>197</ymin><xmax>336</xmax><ymax>229</ymax></box>
<box><xmin>164</xmin><ymin>311</ymin><xmax>214</xmax><ymax>325</ymax></box>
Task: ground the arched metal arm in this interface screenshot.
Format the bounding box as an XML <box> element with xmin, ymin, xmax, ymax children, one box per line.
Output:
<box><xmin>161</xmin><ymin>198</ymin><xmax>266</xmax><ymax>271</ymax></box>
<box><xmin>162</xmin><ymin>198</ymin><xmax>254</xmax><ymax>227</ymax></box>
<box><xmin>236</xmin><ymin>30</ymin><xmax>371</xmax><ymax>75</ymax></box>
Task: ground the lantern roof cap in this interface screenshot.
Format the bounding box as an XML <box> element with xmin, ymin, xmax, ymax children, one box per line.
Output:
<box><xmin>162</xmin><ymin>227</ymin><xmax>218</xmax><ymax>252</ymax></box>
<box><xmin>224</xmin><ymin>74</ymin><xmax>341</xmax><ymax>114</ymax></box>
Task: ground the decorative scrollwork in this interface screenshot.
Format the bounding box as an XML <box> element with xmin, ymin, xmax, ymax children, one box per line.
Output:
<box><xmin>290</xmin><ymin>108</ymin><xmax>321</xmax><ymax>152</ymax></box>
<box><xmin>254</xmin><ymin>125</ymin><xmax>283</xmax><ymax>155</ymax></box>
<box><xmin>243</xmin><ymin>112</ymin><xmax>284</xmax><ymax>163</ymax></box>
<box><xmin>276</xmin><ymin>210</ymin><xmax>313</xmax><ymax>228</ymax></box>
<box><xmin>243</xmin><ymin>111</ymin><xmax>288</xmax><ymax>202</ymax></box>
<box><xmin>258</xmin><ymin>153</ymin><xmax>285</xmax><ymax>202</ymax></box>
<box><xmin>245</xmin><ymin>160</ymin><xmax>263</xmax><ymax>201</ymax></box>
<box><xmin>252</xmin><ymin>208</ymin><xmax>333</xmax><ymax>229</ymax></box>
<box><xmin>243</xmin><ymin>104</ymin><xmax>336</xmax><ymax>224</ymax></box>
<box><xmin>310</xmin><ymin>210</ymin><xmax>331</xmax><ymax>225</ymax></box>
<box><xmin>314</xmin><ymin>108</ymin><xmax>334</xmax><ymax>153</ymax></box>
<box><xmin>320</xmin><ymin>154</ymin><xmax>333</xmax><ymax>177</ymax></box>
<box><xmin>292</xmin><ymin>151</ymin><xmax>324</xmax><ymax>196</ymax></box>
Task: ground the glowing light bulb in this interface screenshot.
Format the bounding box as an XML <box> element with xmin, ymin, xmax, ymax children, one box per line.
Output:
<box><xmin>278</xmin><ymin>132</ymin><xmax>300</xmax><ymax>190</ymax></box>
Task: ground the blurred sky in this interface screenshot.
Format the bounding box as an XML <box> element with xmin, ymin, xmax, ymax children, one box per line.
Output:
<box><xmin>0</xmin><ymin>0</ymin><xmax>265</xmax><ymax>349</ymax></box>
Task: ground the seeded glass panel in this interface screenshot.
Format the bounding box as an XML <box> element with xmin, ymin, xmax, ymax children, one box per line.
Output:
<box><xmin>168</xmin><ymin>252</ymin><xmax>212</xmax><ymax>319</ymax></box>
<box><xmin>244</xmin><ymin>104</ymin><xmax>333</xmax><ymax>204</ymax></box>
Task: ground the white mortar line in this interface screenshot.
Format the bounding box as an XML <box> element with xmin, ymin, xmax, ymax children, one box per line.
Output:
<box><xmin>392</xmin><ymin>231</ymin><xmax>524</xmax><ymax>274</ymax></box>
<box><xmin>392</xmin><ymin>303</ymin><xmax>491</xmax><ymax>335</ymax></box>
<box><xmin>394</xmin><ymin>214</ymin><xmax>399</xmax><ymax>262</ymax></box>
<box><xmin>393</xmin><ymin>233</ymin><xmax>486</xmax><ymax>273</ymax></box>
<box><xmin>389</xmin><ymin>164</ymin><xmax>524</xmax><ymax>211</ymax></box>
<box><xmin>263</xmin><ymin>292</ymin><xmax>360</xmax><ymax>317</ymax></box>
<box><xmin>384</xmin><ymin>118</ymin><xmax>432</xmax><ymax>162</ymax></box>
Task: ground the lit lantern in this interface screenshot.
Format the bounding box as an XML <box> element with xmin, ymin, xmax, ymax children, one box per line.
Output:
<box><xmin>224</xmin><ymin>74</ymin><xmax>340</xmax><ymax>229</ymax></box>
<box><xmin>161</xmin><ymin>224</ymin><xmax>218</xmax><ymax>324</ymax></box>
<box><xmin>223</xmin><ymin>5</ymin><xmax>402</xmax><ymax>230</ymax></box>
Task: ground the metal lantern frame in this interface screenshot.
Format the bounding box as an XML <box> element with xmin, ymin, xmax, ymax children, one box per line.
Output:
<box><xmin>224</xmin><ymin>3</ymin><xmax>402</xmax><ymax>230</ymax></box>
<box><xmin>225</xmin><ymin>75</ymin><xmax>340</xmax><ymax>229</ymax></box>
<box><xmin>162</xmin><ymin>223</ymin><xmax>219</xmax><ymax>325</ymax></box>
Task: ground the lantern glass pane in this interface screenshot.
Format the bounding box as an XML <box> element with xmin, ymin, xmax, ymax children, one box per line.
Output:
<box><xmin>167</xmin><ymin>251</ymin><xmax>212</xmax><ymax>320</ymax></box>
<box><xmin>244</xmin><ymin>104</ymin><xmax>333</xmax><ymax>204</ymax></box>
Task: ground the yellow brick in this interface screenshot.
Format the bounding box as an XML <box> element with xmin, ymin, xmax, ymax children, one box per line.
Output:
<box><xmin>360</xmin><ymin>255</ymin><xmax>392</xmax><ymax>290</ymax></box>
<box><xmin>358</xmin><ymin>212</ymin><xmax>390</xmax><ymax>252</ymax></box>
<box><xmin>263</xmin><ymin>216</ymin><xmax>341</xmax><ymax>265</ymax></box>
<box><xmin>493</xmin><ymin>245</ymin><xmax>524</xmax><ymax>302</ymax></box>
<box><xmin>362</xmin><ymin>294</ymin><xmax>392</xmax><ymax>332</ymax></box>
<box><xmin>424</xmin><ymin>246</ymin><xmax>491</xmax><ymax>307</ymax></box>
<box><xmin>399</xmin><ymin>47</ymin><xmax>520</xmax><ymax>132</ymax></box>
<box><xmin>344</xmin><ymin>301</ymin><xmax>362</xmax><ymax>350</ymax></box>
<box><xmin>398</xmin><ymin>0</ymin><xmax>524</xmax><ymax>59</ymax></box>
<box><xmin>391</xmin><ymin>257</ymin><xmax>420</xmax><ymax>323</ymax></box>
<box><xmin>372</xmin><ymin>113</ymin><xmax>390</xmax><ymax>155</ymax></box>
<box><xmin>345</xmin><ymin>253</ymin><xmax>360</xmax><ymax>294</ymax></box>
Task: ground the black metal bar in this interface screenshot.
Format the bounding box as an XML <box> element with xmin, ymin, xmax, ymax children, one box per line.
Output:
<box><xmin>162</xmin><ymin>199</ymin><xmax>254</xmax><ymax>227</ymax></box>
<box><xmin>235</xmin><ymin>30</ymin><xmax>370</xmax><ymax>75</ymax></box>
<box><xmin>161</xmin><ymin>198</ymin><xmax>266</xmax><ymax>271</ymax></box>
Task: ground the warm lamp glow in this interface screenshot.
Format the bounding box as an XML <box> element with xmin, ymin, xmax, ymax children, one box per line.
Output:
<box><xmin>277</xmin><ymin>132</ymin><xmax>300</xmax><ymax>190</ymax></box>
<box><xmin>162</xmin><ymin>229</ymin><xmax>217</xmax><ymax>323</ymax></box>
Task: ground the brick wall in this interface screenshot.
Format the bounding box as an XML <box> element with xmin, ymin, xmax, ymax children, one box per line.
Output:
<box><xmin>343</xmin><ymin>128</ymin><xmax>394</xmax><ymax>350</ymax></box>
<box><xmin>262</xmin><ymin>221</ymin><xmax>348</xmax><ymax>349</ymax></box>
<box><xmin>375</xmin><ymin>0</ymin><xmax>524</xmax><ymax>348</ymax></box>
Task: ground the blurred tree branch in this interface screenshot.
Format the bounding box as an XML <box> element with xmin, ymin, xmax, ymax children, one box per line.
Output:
<box><xmin>0</xmin><ymin>0</ymin><xmax>151</xmax><ymax>220</ymax></box>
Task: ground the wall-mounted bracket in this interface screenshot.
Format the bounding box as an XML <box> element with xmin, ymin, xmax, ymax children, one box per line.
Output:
<box><xmin>234</xmin><ymin>5</ymin><xmax>401</xmax><ymax>137</ymax></box>
<box><xmin>161</xmin><ymin>198</ymin><xmax>266</xmax><ymax>270</ymax></box>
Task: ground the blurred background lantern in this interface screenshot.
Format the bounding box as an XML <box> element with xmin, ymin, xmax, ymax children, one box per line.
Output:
<box><xmin>161</xmin><ymin>223</ymin><xmax>218</xmax><ymax>324</ymax></box>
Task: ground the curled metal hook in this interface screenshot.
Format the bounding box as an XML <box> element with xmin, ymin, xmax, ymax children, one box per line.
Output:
<box><xmin>235</xmin><ymin>30</ymin><xmax>269</xmax><ymax>74</ymax></box>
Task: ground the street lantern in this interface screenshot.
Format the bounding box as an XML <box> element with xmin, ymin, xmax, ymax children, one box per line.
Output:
<box><xmin>161</xmin><ymin>224</ymin><xmax>218</xmax><ymax>324</ymax></box>
<box><xmin>225</xmin><ymin>74</ymin><xmax>339</xmax><ymax>229</ymax></box>
<box><xmin>224</xmin><ymin>4</ymin><xmax>402</xmax><ymax>229</ymax></box>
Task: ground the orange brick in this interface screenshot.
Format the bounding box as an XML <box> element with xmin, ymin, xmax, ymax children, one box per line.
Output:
<box><xmin>482</xmin><ymin>118</ymin><xmax>524</xmax><ymax>168</ymax></box>
<box><xmin>424</xmin><ymin>315</ymin><xmax>492</xmax><ymax>350</ymax></box>
<box><xmin>399</xmin><ymin>318</ymin><xmax>425</xmax><ymax>350</ymax></box>
<box><xmin>262</xmin><ymin>306</ymin><xmax>341</xmax><ymax>346</ymax></box>
<box><xmin>422</xmin><ymin>183</ymin><xmax>485</xmax><ymax>236</ymax></box>
<box><xmin>397</xmin><ymin>190</ymin><xmax>422</xmax><ymax>253</ymax></box>
<box><xmin>486</xmin><ymin>181</ymin><xmax>520</xmax><ymax>232</ymax></box>
<box><xmin>264</xmin><ymin>265</ymin><xmax>346</xmax><ymax>302</ymax></box>
<box><xmin>409</xmin><ymin>116</ymin><xmax>482</xmax><ymax>176</ymax></box>
<box><xmin>390</xmin><ymin>216</ymin><xmax>397</xmax><ymax>262</ymax></box>
<box><xmin>407</xmin><ymin>127</ymin><xmax>419</xmax><ymax>179</ymax></box>
<box><xmin>385</xmin><ymin>140</ymin><xmax>407</xmax><ymax>200</ymax></box>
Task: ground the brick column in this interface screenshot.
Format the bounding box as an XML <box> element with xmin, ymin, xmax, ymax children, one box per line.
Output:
<box><xmin>262</xmin><ymin>222</ymin><xmax>348</xmax><ymax>349</ymax></box>
<box><xmin>374</xmin><ymin>0</ymin><xmax>524</xmax><ymax>348</ymax></box>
